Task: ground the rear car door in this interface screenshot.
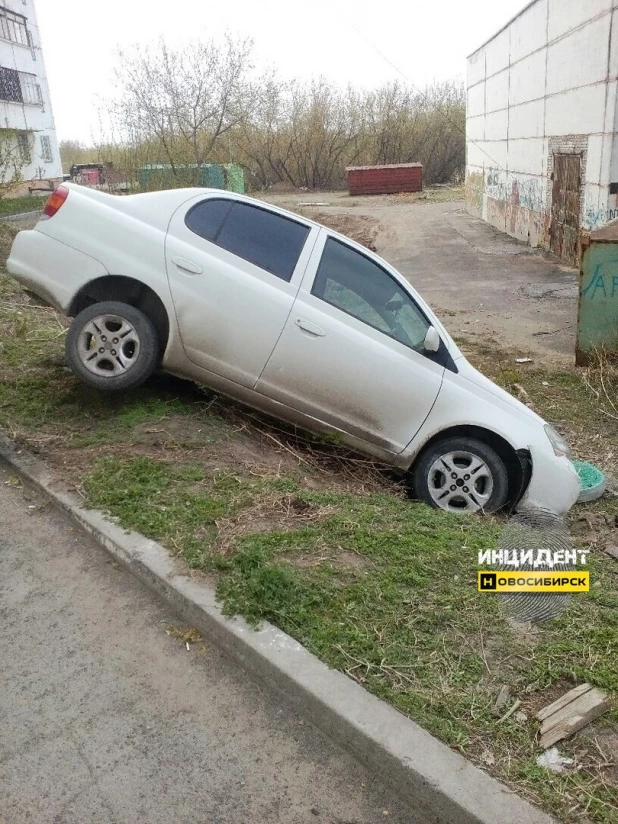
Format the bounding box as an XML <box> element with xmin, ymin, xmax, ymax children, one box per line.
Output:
<box><xmin>165</xmin><ymin>195</ymin><xmax>318</xmax><ymax>388</ymax></box>
<box><xmin>257</xmin><ymin>233</ymin><xmax>445</xmax><ymax>454</ymax></box>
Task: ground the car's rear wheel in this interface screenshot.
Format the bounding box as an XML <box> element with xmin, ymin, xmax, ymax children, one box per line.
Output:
<box><xmin>65</xmin><ymin>301</ymin><xmax>159</xmax><ymax>391</ymax></box>
<box><xmin>412</xmin><ymin>436</ymin><xmax>509</xmax><ymax>514</ymax></box>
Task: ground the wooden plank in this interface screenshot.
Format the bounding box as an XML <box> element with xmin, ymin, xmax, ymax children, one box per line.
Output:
<box><xmin>536</xmin><ymin>683</ymin><xmax>591</xmax><ymax>721</ymax></box>
<box><xmin>539</xmin><ymin>687</ymin><xmax>608</xmax><ymax>735</ymax></box>
<box><xmin>539</xmin><ymin>694</ymin><xmax>611</xmax><ymax>749</ymax></box>
<box><xmin>537</xmin><ymin>685</ymin><xmax>611</xmax><ymax>749</ymax></box>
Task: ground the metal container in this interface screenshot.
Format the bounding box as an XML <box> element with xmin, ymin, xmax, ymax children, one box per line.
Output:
<box><xmin>346</xmin><ymin>163</ymin><xmax>423</xmax><ymax>196</ymax></box>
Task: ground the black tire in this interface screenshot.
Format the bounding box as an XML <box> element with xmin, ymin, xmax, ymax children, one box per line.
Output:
<box><xmin>412</xmin><ymin>436</ymin><xmax>509</xmax><ymax>514</ymax></box>
<box><xmin>65</xmin><ymin>301</ymin><xmax>160</xmax><ymax>392</ymax></box>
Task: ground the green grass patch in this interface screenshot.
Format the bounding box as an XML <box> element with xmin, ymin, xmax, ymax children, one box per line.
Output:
<box><xmin>0</xmin><ymin>195</ymin><xmax>47</xmax><ymax>217</ymax></box>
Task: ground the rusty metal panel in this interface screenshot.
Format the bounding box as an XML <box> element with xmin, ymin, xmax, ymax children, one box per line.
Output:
<box><xmin>550</xmin><ymin>153</ymin><xmax>581</xmax><ymax>266</ymax></box>
<box><xmin>346</xmin><ymin>163</ymin><xmax>423</xmax><ymax>196</ymax></box>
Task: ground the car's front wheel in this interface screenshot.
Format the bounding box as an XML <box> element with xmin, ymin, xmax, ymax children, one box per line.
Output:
<box><xmin>412</xmin><ymin>436</ymin><xmax>509</xmax><ymax>514</ymax></box>
<box><xmin>65</xmin><ymin>301</ymin><xmax>160</xmax><ymax>391</ymax></box>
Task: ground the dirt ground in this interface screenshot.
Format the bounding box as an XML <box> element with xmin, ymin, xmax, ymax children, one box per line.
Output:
<box><xmin>266</xmin><ymin>190</ymin><xmax>579</xmax><ymax>365</ymax></box>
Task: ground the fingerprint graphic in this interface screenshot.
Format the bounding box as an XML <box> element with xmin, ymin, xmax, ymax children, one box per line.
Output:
<box><xmin>496</xmin><ymin>508</ymin><xmax>575</xmax><ymax>622</ymax></box>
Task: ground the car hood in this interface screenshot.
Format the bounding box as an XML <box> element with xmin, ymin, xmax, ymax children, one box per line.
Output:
<box><xmin>453</xmin><ymin>356</ymin><xmax>545</xmax><ymax>426</ymax></box>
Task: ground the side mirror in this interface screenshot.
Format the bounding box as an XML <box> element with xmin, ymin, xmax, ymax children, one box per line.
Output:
<box><xmin>423</xmin><ymin>326</ymin><xmax>441</xmax><ymax>352</ymax></box>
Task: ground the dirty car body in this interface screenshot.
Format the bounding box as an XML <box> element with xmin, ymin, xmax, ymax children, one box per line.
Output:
<box><xmin>7</xmin><ymin>184</ymin><xmax>580</xmax><ymax>515</ymax></box>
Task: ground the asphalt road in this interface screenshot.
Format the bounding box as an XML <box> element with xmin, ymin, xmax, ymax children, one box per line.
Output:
<box><xmin>0</xmin><ymin>459</ymin><xmax>423</xmax><ymax>824</ymax></box>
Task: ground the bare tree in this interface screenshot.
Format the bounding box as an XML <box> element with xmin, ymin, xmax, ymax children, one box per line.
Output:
<box><xmin>101</xmin><ymin>35</ymin><xmax>466</xmax><ymax>193</ymax></box>
<box><xmin>58</xmin><ymin>139</ymin><xmax>91</xmax><ymax>172</ymax></box>
<box><xmin>111</xmin><ymin>34</ymin><xmax>254</xmax><ymax>184</ymax></box>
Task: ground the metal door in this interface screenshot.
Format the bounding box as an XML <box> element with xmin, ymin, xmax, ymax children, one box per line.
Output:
<box><xmin>550</xmin><ymin>153</ymin><xmax>581</xmax><ymax>265</ymax></box>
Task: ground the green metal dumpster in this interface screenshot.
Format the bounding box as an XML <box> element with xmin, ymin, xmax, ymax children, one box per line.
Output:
<box><xmin>576</xmin><ymin>220</ymin><xmax>618</xmax><ymax>364</ymax></box>
<box><xmin>200</xmin><ymin>164</ymin><xmax>225</xmax><ymax>189</ymax></box>
<box><xmin>137</xmin><ymin>163</ymin><xmax>226</xmax><ymax>191</ymax></box>
<box><xmin>224</xmin><ymin>164</ymin><xmax>245</xmax><ymax>193</ymax></box>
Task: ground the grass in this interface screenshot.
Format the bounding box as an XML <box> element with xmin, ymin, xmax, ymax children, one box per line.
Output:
<box><xmin>79</xmin><ymin>452</ymin><xmax>618</xmax><ymax>822</ymax></box>
<box><xmin>0</xmin><ymin>223</ymin><xmax>617</xmax><ymax>822</ymax></box>
<box><xmin>0</xmin><ymin>194</ymin><xmax>47</xmax><ymax>216</ymax></box>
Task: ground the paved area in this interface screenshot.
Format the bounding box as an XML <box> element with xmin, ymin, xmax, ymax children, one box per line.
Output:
<box><xmin>268</xmin><ymin>192</ymin><xmax>579</xmax><ymax>364</ymax></box>
<box><xmin>375</xmin><ymin>201</ymin><xmax>577</xmax><ymax>362</ymax></box>
<box><xmin>0</xmin><ymin>461</ymin><xmax>422</xmax><ymax>824</ymax></box>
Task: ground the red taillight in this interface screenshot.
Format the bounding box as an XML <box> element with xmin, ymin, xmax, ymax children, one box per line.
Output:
<box><xmin>42</xmin><ymin>185</ymin><xmax>69</xmax><ymax>219</ymax></box>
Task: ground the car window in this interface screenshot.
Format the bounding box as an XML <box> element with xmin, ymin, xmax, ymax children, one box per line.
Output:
<box><xmin>312</xmin><ymin>238</ymin><xmax>431</xmax><ymax>351</ymax></box>
<box><xmin>186</xmin><ymin>199</ymin><xmax>310</xmax><ymax>282</ymax></box>
<box><xmin>185</xmin><ymin>198</ymin><xmax>233</xmax><ymax>241</ymax></box>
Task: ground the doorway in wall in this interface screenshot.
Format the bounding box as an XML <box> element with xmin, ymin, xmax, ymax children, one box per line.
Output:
<box><xmin>549</xmin><ymin>153</ymin><xmax>581</xmax><ymax>266</ymax></box>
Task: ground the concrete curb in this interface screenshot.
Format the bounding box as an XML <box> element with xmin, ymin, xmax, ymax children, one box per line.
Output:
<box><xmin>0</xmin><ymin>209</ymin><xmax>42</xmax><ymax>223</ymax></box>
<box><xmin>0</xmin><ymin>434</ymin><xmax>555</xmax><ymax>824</ymax></box>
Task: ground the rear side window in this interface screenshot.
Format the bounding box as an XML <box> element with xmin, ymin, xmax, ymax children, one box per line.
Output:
<box><xmin>185</xmin><ymin>198</ymin><xmax>232</xmax><ymax>241</ymax></box>
<box><xmin>185</xmin><ymin>199</ymin><xmax>310</xmax><ymax>282</ymax></box>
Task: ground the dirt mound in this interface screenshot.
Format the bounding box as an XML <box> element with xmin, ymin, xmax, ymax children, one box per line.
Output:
<box><xmin>306</xmin><ymin>211</ymin><xmax>381</xmax><ymax>251</ymax></box>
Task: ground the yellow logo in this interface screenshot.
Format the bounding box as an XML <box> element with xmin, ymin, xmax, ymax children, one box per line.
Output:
<box><xmin>478</xmin><ymin>571</ymin><xmax>590</xmax><ymax>593</ymax></box>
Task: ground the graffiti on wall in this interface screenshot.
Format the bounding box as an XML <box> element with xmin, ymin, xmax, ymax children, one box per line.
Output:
<box><xmin>465</xmin><ymin>170</ymin><xmax>484</xmax><ymax>216</ymax></box>
<box><xmin>584</xmin><ymin>205</ymin><xmax>610</xmax><ymax>231</ymax></box>
<box><xmin>483</xmin><ymin>169</ymin><xmax>544</xmax><ymax>212</ymax></box>
<box><xmin>583</xmin><ymin>194</ymin><xmax>618</xmax><ymax>231</ymax></box>
<box><xmin>582</xmin><ymin>263</ymin><xmax>618</xmax><ymax>300</ymax></box>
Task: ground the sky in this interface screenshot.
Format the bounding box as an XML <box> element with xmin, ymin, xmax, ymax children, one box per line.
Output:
<box><xmin>36</xmin><ymin>0</ymin><xmax>527</xmax><ymax>144</ymax></box>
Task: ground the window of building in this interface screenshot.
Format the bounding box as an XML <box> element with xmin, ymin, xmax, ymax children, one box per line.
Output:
<box><xmin>0</xmin><ymin>6</ymin><xmax>29</xmax><ymax>46</ymax></box>
<box><xmin>39</xmin><ymin>135</ymin><xmax>52</xmax><ymax>162</ymax></box>
<box><xmin>185</xmin><ymin>199</ymin><xmax>310</xmax><ymax>281</ymax></box>
<box><xmin>312</xmin><ymin>238</ymin><xmax>431</xmax><ymax>351</ymax></box>
<box><xmin>0</xmin><ymin>66</ymin><xmax>22</xmax><ymax>103</ymax></box>
<box><xmin>19</xmin><ymin>72</ymin><xmax>42</xmax><ymax>105</ymax></box>
<box><xmin>17</xmin><ymin>132</ymin><xmax>30</xmax><ymax>163</ymax></box>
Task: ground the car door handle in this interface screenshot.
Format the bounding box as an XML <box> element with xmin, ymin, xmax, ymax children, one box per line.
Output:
<box><xmin>173</xmin><ymin>257</ymin><xmax>203</xmax><ymax>275</ymax></box>
<box><xmin>295</xmin><ymin>318</ymin><xmax>326</xmax><ymax>337</ymax></box>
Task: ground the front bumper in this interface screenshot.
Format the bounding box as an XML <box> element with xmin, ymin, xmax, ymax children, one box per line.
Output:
<box><xmin>518</xmin><ymin>446</ymin><xmax>580</xmax><ymax>516</ymax></box>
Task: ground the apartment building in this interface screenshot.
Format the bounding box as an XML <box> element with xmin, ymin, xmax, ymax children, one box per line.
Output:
<box><xmin>0</xmin><ymin>0</ymin><xmax>61</xmax><ymax>193</ymax></box>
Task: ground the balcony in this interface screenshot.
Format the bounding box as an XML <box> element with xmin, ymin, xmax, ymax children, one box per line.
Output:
<box><xmin>20</xmin><ymin>72</ymin><xmax>42</xmax><ymax>106</ymax></box>
<box><xmin>0</xmin><ymin>67</ymin><xmax>42</xmax><ymax>106</ymax></box>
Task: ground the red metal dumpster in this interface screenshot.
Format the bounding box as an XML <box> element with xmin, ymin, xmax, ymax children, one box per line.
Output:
<box><xmin>346</xmin><ymin>163</ymin><xmax>423</xmax><ymax>196</ymax></box>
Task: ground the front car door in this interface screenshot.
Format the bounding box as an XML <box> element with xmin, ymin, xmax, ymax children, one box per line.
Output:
<box><xmin>165</xmin><ymin>195</ymin><xmax>319</xmax><ymax>388</ymax></box>
<box><xmin>257</xmin><ymin>233</ymin><xmax>446</xmax><ymax>456</ymax></box>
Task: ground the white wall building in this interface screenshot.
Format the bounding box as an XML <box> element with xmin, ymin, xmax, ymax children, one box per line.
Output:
<box><xmin>0</xmin><ymin>0</ymin><xmax>61</xmax><ymax>193</ymax></box>
<box><xmin>466</xmin><ymin>0</ymin><xmax>618</xmax><ymax>265</ymax></box>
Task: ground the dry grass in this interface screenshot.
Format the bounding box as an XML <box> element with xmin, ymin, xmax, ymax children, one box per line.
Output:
<box><xmin>581</xmin><ymin>350</ymin><xmax>618</xmax><ymax>423</ymax></box>
<box><xmin>300</xmin><ymin>210</ymin><xmax>382</xmax><ymax>251</ymax></box>
<box><xmin>215</xmin><ymin>490</ymin><xmax>338</xmax><ymax>553</ymax></box>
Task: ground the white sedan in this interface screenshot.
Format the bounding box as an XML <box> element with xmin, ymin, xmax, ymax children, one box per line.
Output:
<box><xmin>7</xmin><ymin>183</ymin><xmax>580</xmax><ymax>515</ymax></box>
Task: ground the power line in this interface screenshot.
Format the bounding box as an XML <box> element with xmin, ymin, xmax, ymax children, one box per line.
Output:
<box><xmin>339</xmin><ymin>9</ymin><xmax>509</xmax><ymax>176</ymax></box>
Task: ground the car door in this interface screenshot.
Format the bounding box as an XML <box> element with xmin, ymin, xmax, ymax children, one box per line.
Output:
<box><xmin>165</xmin><ymin>195</ymin><xmax>319</xmax><ymax>388</ymax></box>
<box><xmin>256</xmin><ymin>233</ymin><xmax>445</xmax><ymax>454</ymax></box>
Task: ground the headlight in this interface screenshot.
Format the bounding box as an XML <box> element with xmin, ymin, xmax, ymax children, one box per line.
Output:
<box><xmin>544</xmin><ymin>425</ymin><xmax>572</xmax><ymax>458</ymax></box>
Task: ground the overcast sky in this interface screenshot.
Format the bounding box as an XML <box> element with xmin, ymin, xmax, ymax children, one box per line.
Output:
<box><xmin>37</xmin><ymin>0</ymin><xmax>526</xmax><ymax>143</ymax></box>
